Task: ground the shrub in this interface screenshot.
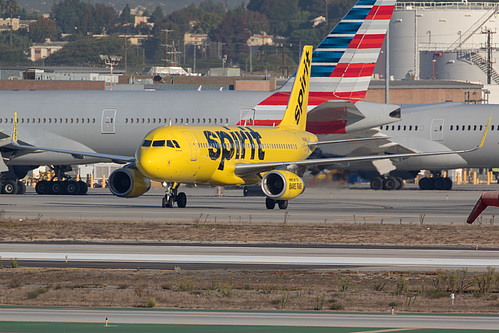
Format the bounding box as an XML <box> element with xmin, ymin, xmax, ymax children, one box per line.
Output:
<box><xmin>146</xmin><ymin>298</ymin><xmax>156</xmax><ymax>308</ymax></box>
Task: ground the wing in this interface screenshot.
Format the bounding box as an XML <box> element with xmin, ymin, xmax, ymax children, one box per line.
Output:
<box><xmin>234</xmin><ymin>121</ymin><xmax>489</xmax><ymax>178</ymax></box>
<box><xmin>11</xmin><ymin>140</ymin><xmax>134</xmax><ymax>164</ymax></box>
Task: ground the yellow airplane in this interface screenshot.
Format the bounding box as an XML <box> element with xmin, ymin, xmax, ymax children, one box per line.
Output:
<box><xmin>12</xmin><ymin>46</ymin><xmax>488</xmax><ymax>209</ymax></box>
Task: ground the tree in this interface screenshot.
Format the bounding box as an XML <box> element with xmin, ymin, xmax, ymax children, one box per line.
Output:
<box><xmin>247</xmin><ymin>0</ymin><xmax>299</xmax><ymax>35</ymax></box>
<box><xmin>119</xmin><ymin>4</ymin><xmax>133</xmax><ymax>25</ymax></box>
<box><xmin>149</xmin><ymin>6</ymin><xmax>164</xmax><ymax>23</ymax></box>
<box><xmin>210</xmin><ymin>7</ymin><xmax>269</xmax><ymax>64</ymax></box>
<box><xmin>29</xmin><ymin>18</ymin><xmax>58</xmax><ymax>43</ymax></box>
<box><xmin>4</xmin><ymin>0</ymin><xmax>19</xmax><ymax>45</ymax></box>
<box><xmin>0</xmin><ymin>44</ymin><xmax>30</xmax><ymax>65</ymax></box>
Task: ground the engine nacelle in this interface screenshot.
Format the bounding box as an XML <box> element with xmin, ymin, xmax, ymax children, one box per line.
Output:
<box><xmin>108</xmin><ymin>165</ymin><xmax>151</xmax><ymax>198</ymax></box>
<box><xmin>261</xmin><ymin>170</ymin><xmax>305</xmax><ymax>200</ymax></box>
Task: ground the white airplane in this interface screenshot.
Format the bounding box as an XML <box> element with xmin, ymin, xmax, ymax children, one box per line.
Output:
<box><xmin>318</xmin><ymin>102</ymin><xmax>499</xmax><ymax>190</ymax></box>
<box><xmin>0</xmin><ymin>0</ymin><xmax>398</xmax><ymax>195</ymax></box>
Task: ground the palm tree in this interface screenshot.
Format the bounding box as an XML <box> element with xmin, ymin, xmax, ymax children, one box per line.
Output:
<box><xmin>5</xmin><ymin>0</ymin><xmax>19</xmax><ymax>45</ymax></box>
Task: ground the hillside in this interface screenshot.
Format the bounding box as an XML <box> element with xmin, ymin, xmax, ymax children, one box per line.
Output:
<box><xmin>18</xmin><ymin>0</ymin><xmax>244</xmax><ymax>15</ymax></box>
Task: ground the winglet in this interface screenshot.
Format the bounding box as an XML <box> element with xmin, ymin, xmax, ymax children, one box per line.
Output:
<box><xmin>478</xmin><ymin>117</ymin><xmax>491</xmax><ymax>149</ymax></box>
<box><xmin>12</xmin><ymin>112</ymin><xmax>18</xmax><ymax>143</ymax></box>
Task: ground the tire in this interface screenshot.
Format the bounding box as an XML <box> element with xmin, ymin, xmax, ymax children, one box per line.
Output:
<box><xmin>64</xmin><ymin>182</ymin><xmax>80</xmax><ymax>195</ymax></box>
<box><xmin>419</xmin><ymin>177</ymin><xmax>433</xmax><ymax>190</ymax></box>
<box><xmin>370</xmin><ymin>177</ymin><xmax>383</xmax><ymax>190</ymax></box>
<box><xmin>434</xmin><ymin>177</ymin><xmax>447</xmax><ymax>190</ymax></box>
<box><xmin>36</xmin><ymin>180</ymin><xmax>48</xmax><ymax>194</ymax></box>
<box><xmin>444</xmin><ymin>177</ymin><xmax>453</xmax><ymax>190</ymax></box>
<box><xmin>177</xmin><ymin>192</ymin><xmax>187</xmax><ymax>208</ymax></box>
<box><xmin>2</xmin><ymin>180</ymin><xmax>18</xmax><ymax>195</ymax></box>
<box><xmin>78</xmin><ymin>181</ymin><xmax>88</xmax><ymax>195</ymax></box>
<box><xmin>243</xmin><ymin>186</ymin><xmax>248</xmax><ymax>196</ymax></box>
<box><xmin>51</xmin><ymin>181</ymin><xmax>62</xmax><ymax>194</ymax></box>
<box><xmin>16</xmin><ymin>181</ymin><xmax>26</xmax><ymax>194</ymax></box>
<box><xmin>265</xmin><ymin>197</ymin><xmax>275</xmax><ymax>209</ymax></box>
<box><xmin>395</xmin><ymin>177</ymin><xmax>404</xmax><ymax>190</ymax></box>
<box><xmin>383</xmin><ymin>177</ymin><xmax>397</xmax><ymax>191</ymax></box>
<box><xmin>278</xmin><ymin>200</ymin><xmax>288</xmax><ymax>210</ymax></box>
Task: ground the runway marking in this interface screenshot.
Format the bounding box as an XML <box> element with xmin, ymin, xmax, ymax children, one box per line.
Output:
<box><xmin>352</xmin><ymin>329</ymin><xmax>416</xmax><ymax>333</ymax></box>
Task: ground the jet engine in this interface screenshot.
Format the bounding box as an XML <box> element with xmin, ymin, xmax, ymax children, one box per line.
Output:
<box><xmin>261</xmin><ymin>170</ymin><xmax>305</xmax><ymax>200</ymax></box>
<box><xmin>108</xmin><ymin>165</ymin><xmax>151</xmax><ymax>198</ymax></box>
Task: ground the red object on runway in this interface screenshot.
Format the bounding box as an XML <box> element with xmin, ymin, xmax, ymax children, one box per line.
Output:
<box><xmin>467</xmin><ymin>191</ymin><xmax>499</xmax><ymax>224</ymax></box>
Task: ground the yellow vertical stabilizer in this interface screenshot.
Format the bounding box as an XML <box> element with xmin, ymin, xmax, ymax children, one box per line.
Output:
<box><xmin>278</xmin><ymin>45</ymin><xmax>313</xmax><ymax>131</ymax></box>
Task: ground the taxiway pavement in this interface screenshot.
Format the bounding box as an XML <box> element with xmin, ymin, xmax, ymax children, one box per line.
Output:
<box><xmin>0</xmin><ymin>183</ymin><xmax>497</xmax><ymax>224</ymax></box>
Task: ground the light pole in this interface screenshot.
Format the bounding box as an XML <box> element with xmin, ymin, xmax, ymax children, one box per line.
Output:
<box><xmin>100</xmin><ymin>55</ymin><xmax>122</xmax><ymax>90</ymax></box>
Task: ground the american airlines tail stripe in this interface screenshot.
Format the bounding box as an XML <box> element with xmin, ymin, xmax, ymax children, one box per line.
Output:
<box><xmin>332</xmin><ymin>63</ymin><xmax>376</xmax><ymax>78</ymax></box>
<box><xmin>347</xmin><ymin>34</ymin><xmax>386</xmax><ymax>49</ymax></box>
<box><xmin>366</xmin><ymin>5</ymin><xmax>395</xmax><ymax>20</ymax></box>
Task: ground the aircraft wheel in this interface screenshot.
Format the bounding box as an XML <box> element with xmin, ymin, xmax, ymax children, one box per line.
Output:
<box><xmin>444</xmin><ymin>177</ymin><xmax>453</xmax><ymax>190</ymax></box>
<box><xmin>163</xmin><ymin>196</ymin><xmax>174</xmax><ymax>208</ymax></box>
<box><xmin>370</xmin><ymin>177</ymin><xmax>383</xmax><ymax>190</ymax></box>
<box><xmin>265</xmin><ymin>197</ymin><xmax>276</xmax><ymax>209</ymax></box>
<box><xmin>419</xmin><ymin>177</ymin><xmax>433</xmax><ymax>190</ymax></box>
<box><xmin>77</xmin><ymin>181</ymin><xmax>88</xmax><ymax>195</ymax></box>
<box><xmin>2</xmin><ymin>180</ymin><xmax>18</xmax><ymax>195</ymax></box>
<box><xmin>177</xmin><ymin>192</ymin><xmax>187</xmax><ymax>208</ymax></box>
<box><xmin>64</xmin><ymin>182</ymin><xmax>80</xmax><ymax>195</ymax></box>
<box><xmin>16</xmin><ymin>181</ymin><xmax>26</xmax><ymax>194</ymax></box>
<box><xmin>278</xmin><ymin>200</ymin><xmax>288</xmax><ymax>210</ymax></box>
<box><xmin>36</xmin><ymin>180</ymin><xmax>49</xmax><ymax>194</ymax></box>
<box><xmin>395</xmin><ymin>177</ymin><xmax>404</xmax><ymax>190</ymax></box>
<box><xmin>434</xmin><ymin>177</ymin><xmax>447</xmax><ymax>190</ymax></box>
<box><xmin>51</xmin><ymin>181</ymin><xmax>63</xmax><ymax>194</ymax></box>
<box><xmin>383</xmin><ymin>177</ymin><xmax>397</xmax><ymax>191</ymax></box>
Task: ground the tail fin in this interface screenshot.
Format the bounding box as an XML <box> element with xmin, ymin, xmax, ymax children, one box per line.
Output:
<box><xmin>258</xmin><ymin>0</ymin><xmax>394</xmax><ymax>108</ymax></box>
<box><xmin>279</xmin><ymin>46</ymin><xmax>312</xmax><ymax>131</ymax></box>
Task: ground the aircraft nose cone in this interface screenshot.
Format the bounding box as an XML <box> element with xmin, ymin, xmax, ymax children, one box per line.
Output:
<box><xmin>136</xmin><ymin>147</ymin><xmax>162</xmax><ymax>180</ymax></box>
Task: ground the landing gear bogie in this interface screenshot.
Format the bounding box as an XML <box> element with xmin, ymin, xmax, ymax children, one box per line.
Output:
<box><xmin>35</xmin><ymin>180</ymin><xmax>88</xmax><ymax>195</ymax></box>
<box><xmin>418</xmin><ymin>177</ymin><xmax>452</xmax><ymax>191</ymax></box>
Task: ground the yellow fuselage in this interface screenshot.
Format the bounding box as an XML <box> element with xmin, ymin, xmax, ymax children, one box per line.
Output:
<box><xmin>136</xmin><ymin>125</ymin><xmax>318</xmax><ymax>186</ymax></box>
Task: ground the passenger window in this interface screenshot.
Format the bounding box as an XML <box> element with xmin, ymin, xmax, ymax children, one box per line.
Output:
<box><xmin>474</xmin><ymin>125</ymin><xmax>477</xmax><ymax>131</ymax></box>
<box><xmin>468</xmin><ymin>125</ymin><xmax>471</xmax><ymax>130</ymax></box>
<box><xmin>450</xmin><ymin>125</ymin><xmax>453</xmax><ymax>130</ymax></box>
<box><xmin>462</xmin><ymin>125</ymin><xmax>465</xmax><ymax>130</ymax></box>
<box><xmin>480</xmin><ymin>125</ymin><xmax>483</xmax><ymax>131</ymax></box>
<box><xmin>152</xmin><ymin>140</ymin><xmax>165</xmax><ymax>147</ymax></box>
<box><xmin>125</xmin><ymin>118</ymin><xmax>128</xmax><ymax>123</ymax></box>
<box><xmin>152</xmin><ymin>119</ymin><xmax>156</xmax><ymax>123</ymax></box>
<box><xmin>141</xmin><ymin>140</ymin><xmax>152</xmax><ymax>147</ymax></box>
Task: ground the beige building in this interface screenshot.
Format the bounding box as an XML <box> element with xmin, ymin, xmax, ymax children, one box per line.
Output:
<box><xmin>247</xmin><ymin>33</ymin><xmax>274</xmax><ymax>47</ymax></box>
<box><xmin>29</xmin><ymin>39</ymin><xmax>68</xmax><ymax>62</ymax></box>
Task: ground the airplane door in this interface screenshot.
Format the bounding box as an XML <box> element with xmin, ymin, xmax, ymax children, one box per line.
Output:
<box><xmin>240</xmin><ymin>108</ymin><xmax>255</xmax><ymax>125</ymax></box>
<box><xmin>182</xmin><ymin>131</ymin><xmax>197</xmax><ymax>161</ymax></box>
<box><xmin>101</xmin><ymin>109</ymin><xmax>116</xmax><ymax>134</ymax></box>
<box><xmin>430</xmin><ymin>119</ymin><xmax>444</xmax><ymax>141</ymax></box>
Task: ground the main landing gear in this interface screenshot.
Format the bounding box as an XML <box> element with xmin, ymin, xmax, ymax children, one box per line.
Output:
<box><xmin>162</xmin><ymin>182</ymin><xmax>187</xmax><ymax>208</ymax></box>
<box><xmin>418</xmin><ymin>177</ymin><xmax>452</xmax><ymax>190</ymax></box>
<box><xmin>35</xmin><ymin>165</ymin><xmax>88</xmax><ymax>195</ymax></box>
<box><xmin>265</xmin><ymin>197</ymin><xmax>288</xmax><ymax>209</ymax></box>
<box><xmin>370</xmin><ymin>176</ymin><xmax>404</xmax><ymax>191</ymax></box>
<box><xmin>1</xmin><ymin>180</ymin><xmax>26</xmax><ymax>194</ymax></box>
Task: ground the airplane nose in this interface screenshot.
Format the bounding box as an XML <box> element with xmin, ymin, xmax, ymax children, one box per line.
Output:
<box><xmin>136</xmin><ymin>147</ymin><xmax>163</xmax><ymax>180</ymax></box>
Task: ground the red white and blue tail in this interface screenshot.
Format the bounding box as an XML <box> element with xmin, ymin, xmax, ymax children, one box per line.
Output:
<box><xmin>258</xmin><ymin>0</ymin><xmax>395</xmax><ymax>108</ymax></box>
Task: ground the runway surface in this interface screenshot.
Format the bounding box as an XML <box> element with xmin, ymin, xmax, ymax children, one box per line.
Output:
<box><xmin>0</xmin><ymin>183</ymin><xmax>497</xmax><ymax>224</ymax></box>
<box><xmin>0</xmin><ymin>308</ymin><xmax>498</xmax><ymax>329</ymax></box>
<box><xmin>2</xmin><ymin>243</ymin><xmax>499</xmax><ymax>271</ymax></box>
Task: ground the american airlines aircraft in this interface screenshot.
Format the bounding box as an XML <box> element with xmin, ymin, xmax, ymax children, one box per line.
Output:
<box><xmin>318</xmin><ymin>102</ymin><xmax>497</xmax><ymax>191</ymax></box>
<box><xmin>0</xmin><ymin>0</ymin><xmax>398</xmax><ymax>195</ymax></box>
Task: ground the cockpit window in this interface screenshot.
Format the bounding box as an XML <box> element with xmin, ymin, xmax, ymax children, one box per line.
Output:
<box><xmin>152</xmin><ymin>140</ymin><xmax>166</xmax><ymax>147</ymax></box>
<box><xmin>166</xmin><ymin>140</ymin><xmax>175</xmax><ymax>148</ymax></box>
<box><xmin>172</xmin><ymin>140</ymin><xmax>180</xmax><ymax>148</ymax></box>
<box><xmin>141</xmin><ymin>140</ymin><xmax>152</xmax><ymax>147</ymax></box>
